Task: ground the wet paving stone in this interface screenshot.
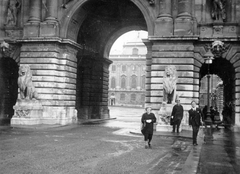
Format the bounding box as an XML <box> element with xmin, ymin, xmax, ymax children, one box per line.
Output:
<box><xmin>197</xmin><ymin>129</ymin><xmax>240</xmax><ymax>174</ymax></box>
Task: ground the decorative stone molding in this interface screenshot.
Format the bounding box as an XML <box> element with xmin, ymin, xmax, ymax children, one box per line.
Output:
<box><xmin>146</xmin><ymin>0</ymin><xmax>155</xmax><ymax>6</ymax></box>
<box><xmin>4</xmin><ymin>27</ymin><xmax>23</xmax><ymax>38</ymax></box>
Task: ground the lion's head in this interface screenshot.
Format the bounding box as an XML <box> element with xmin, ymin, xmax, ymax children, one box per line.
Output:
<box><xmin>163</xmin><ymin>65</ymin><xmax>178</xmax><ymax>94</ymax></box>
<box><xmin>18</xmin><ymin>65</ymin><xmax>31</xmax><ymax>77</ymax></box>
<box><xmin>163</xmin><ymin>65</ymin><xmax>177</xmax><ymax>79</ymax></box>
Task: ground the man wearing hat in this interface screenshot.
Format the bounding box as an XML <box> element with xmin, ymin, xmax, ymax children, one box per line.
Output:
<box><xmin>171</xmin><ymin>98</ymin><xmax>184</xmax><ymax>133</ymax></box>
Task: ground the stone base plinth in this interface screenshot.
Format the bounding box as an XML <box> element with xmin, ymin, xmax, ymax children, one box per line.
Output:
<box><xmin>11</xmin><ymin>117</ymin><xmax>42</xmax><ymax>125</ymax></box>
<box><xmin>174</xmin><ymin>17</ymin><xmax>193</xmax><ymax>35</ymax></box>
<box><xmin>156</xmin><ymin>124</ymin><xmax>183</xmax><ymax>132</ymax></box>
<box><xmin>157</xmin><ymin>103</ymin><xmax>174</xmax><ymax>125</ymax></box>
<box><xmin>11</xmin><ymin>102</ymin><xmax>78</xmax><ymax>126</ymax></box>
<box><xmin>154</xmin><ymin>17</ymin><xmax>173</xmax><ymax>36</ymax></box>
<box><xmin>156</xmin><ymin>124</ymin><xmax>172</xmax><ymax>132</ymax></box>
<box><xmin>11</xmin><ymin>99</ymin><xmax>43</xmax><ymax>126</ymax></box>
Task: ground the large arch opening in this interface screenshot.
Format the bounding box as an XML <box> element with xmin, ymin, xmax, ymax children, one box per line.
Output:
<box><xmin>199</xmin><ymin>58</ymin><xmax>235</xmax><ymax>124</ymax></box>
<box><xmin>74</xmin><ymin>0</ymin><xmax>148</xmax><ymax>119</ymax></box>
<box><xmin>0</xmin><ymin>57</ymin><xmax>18</xmax><ymax>125</ymax></box>
<box><xmin>108</xmin><ymin>30</ymin><xmax>148</xmax><ymax>108</ymax></box>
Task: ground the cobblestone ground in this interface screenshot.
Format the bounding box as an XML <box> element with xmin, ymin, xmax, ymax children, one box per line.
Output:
<box><xmin>0</xmin><ymin>125</ymin><xmax>192</xmax><ymax>174</ymax></box>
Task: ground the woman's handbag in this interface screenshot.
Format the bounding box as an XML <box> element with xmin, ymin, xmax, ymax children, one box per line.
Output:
<box><xmin>170</xmin><ymin>118</ymin><xmax>174</xmax><ymax>125</ymax></box>
<box><xmin>141</xmin><ymin>122</ymin><xmax>146</xmax><ymax>135</ymax></box>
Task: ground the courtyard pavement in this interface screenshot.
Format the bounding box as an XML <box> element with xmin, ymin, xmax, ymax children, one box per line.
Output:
<box><xmin>0</xmin><ymin>106</ymin><xmax>239</xmax><ymax>174</ymax></box>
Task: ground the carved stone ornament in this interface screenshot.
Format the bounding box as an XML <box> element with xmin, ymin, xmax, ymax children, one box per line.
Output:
<box><xmin>211</xmin><ymin>0</ymin><xmax>226</xmax><ymax>22</ymax></box>
<box><xmin>1</xmin><ymin>41</ymin><xmax>12</xmax><ymax>57</ymax></box>
<box><xmin>205</xmin><ymin>40</ymin><xmax>230</xmax><ymax>58</ymax></box>
<box><xmin>15</xmin><ymin>110</ymin><xmax>30</xmax><ymax>118</ymax></box>
<box><xmin>4</xmin><ymin>0</ymin><xmax>21</xmax><ymax>26</ymax></box>
<box><xmin>147</xmin><ymin>0</ymin><xmax>155</xmax><ymax>5</ymax></box>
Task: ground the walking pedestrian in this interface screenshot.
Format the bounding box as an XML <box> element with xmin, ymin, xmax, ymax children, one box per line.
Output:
<box><xmin>141</xmin><ymin>107</ymin><xmax>156</xmax><ymax>149</ymax></box>
<box><xmin>188</xmin><ymin>101</ymin><xmax>203</xmax><ymax>146</ymax></box>
<box><xmin>171</xmin><ymin>99</ymin><xmax>184</xmax><ymax>133</ymax></box>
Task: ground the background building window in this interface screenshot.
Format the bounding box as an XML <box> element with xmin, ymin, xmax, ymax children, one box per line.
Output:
<box><xmin>132</xmin><ymin>48</ymin><xmax>139</xmax><ymax>55</ymax></box>
<box><xmin>120</xmin><ymin>93</ymin><xmax>125</xmax><ymax>101</ymax></box>
<box><xmin>121</xmin><ymin>76</ymin><xmax>126</xmax><ymax>89</ymax></box>
<box><xmin>122</xmin><ymin>65</ymin><xmax>126</xmax><ymax>72</ymax></box>
<box><xmin>111</xmin><ymin>77</ymin><xmax>116</xmax><ymax>88</ymax></box>
<box><xmin>131</xmin><ymin>94</ymin><xmax>136</xmax><ymax>101</ymax></box>
<box><xmin>112</xmin><ymin>65</ymin><xmax>116</xmax><ymax>72</ymax></box>
<box><xmin>141</xmin><ymin>75</ymin><xmax>146</xmax><ymax>89</ymax></box>
<box><xmin>131</xmin><ymin>75</ymin><xmax>137</xmax><ymax>89</ymax></box>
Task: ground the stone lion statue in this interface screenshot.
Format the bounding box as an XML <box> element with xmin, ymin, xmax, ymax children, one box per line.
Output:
<box><xmin>162</xmin><ymin>65</ymin><xmax>178</xmax><ymax>104</ymax></box>
<box><xmin>18</xmin><ymin>65</ymin><xmax>38</xmax><ymax>100</ymax></box>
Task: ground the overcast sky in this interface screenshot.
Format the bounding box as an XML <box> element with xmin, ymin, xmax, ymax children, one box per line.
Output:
<box><xmin>110</xmin><ymin>30</ymin><xmax>148</xmax><ymax>55</ymax></box>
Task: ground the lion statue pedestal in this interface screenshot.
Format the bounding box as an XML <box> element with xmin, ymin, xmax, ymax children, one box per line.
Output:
<box><xmin>11</xmin><ymin>99</ymin><xmax>43</xmax><ymax>125</ymax></box>
<box><xmin>156</xmin><ymin>102</ymin><xmax>174</xmax><ymax>132</ymax></box>
<box><xmin>11</xmin><ymin>65</ymin><xmax>43</xmax><ymax>126</ymax></box>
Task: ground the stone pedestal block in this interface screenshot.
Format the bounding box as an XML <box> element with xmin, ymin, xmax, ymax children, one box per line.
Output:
<box><xmin>156</xmin><ymin>103</ymin><xmax>180</xmax><ymax>132</ymax></box>
<box><xmin>174</xmin><ymin>17</ymin><xmax>193</xmax><ymax>35</ymax></box>
<box><xmin>154</xmin><ymin>17</ymin><xmax>173</xmax><ymax>36</ymax></box>
<box><xmin>23</xmin><ymin>23</ymin><xmax>40</xmax><ymax>37</ymax></box>
<box><xmin>40</xmin><ymin>22</ymin><xmax>59</xmax><ymax>37</ymax></box>
<box><xmin>156</xmin><ymin>124</ymin><xmax>173</xmax><ymax>132</ymax></box>
<box><xmin>11</xmin><ymin>99</ymin><xmax>43</xmax><ymax>125</ymax></box>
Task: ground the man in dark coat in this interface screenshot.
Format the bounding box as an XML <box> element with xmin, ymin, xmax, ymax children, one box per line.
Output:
<box><xmin>171</xmin><ymin>99</ymin><xmax>184</xmax><ymax>133</ymax></box>
<box><xmin>141</xmin><ymin>107</ymin><xmax>156</xmax><ymax>149</ymax></box>
<box><xmin>188</xmin><ymin>101</ymin><xmax>203</xmax><ymax>146</ymax></box>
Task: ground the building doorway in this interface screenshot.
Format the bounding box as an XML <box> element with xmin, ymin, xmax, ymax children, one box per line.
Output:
<box><xmin>0</xmin><ymin>57</ymin><xmax>18</xmax><ymax>125</ymax></box>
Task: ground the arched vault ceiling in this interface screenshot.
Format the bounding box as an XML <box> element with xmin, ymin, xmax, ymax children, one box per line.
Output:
<box><xmin>76</xmin><ymin>0</ymin><xmax>147</xmax><ymax>55</ymax></box>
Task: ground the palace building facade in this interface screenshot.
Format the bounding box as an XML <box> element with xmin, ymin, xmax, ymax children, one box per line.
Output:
<box><xmin>109</xmin><ymin>34</ymin><xmax>147</xmax><ymax>107</ymax></box>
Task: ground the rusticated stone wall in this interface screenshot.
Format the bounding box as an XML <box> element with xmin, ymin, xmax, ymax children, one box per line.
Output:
<box><xmin>76</xmin><ymin>54</ymin><xmax>111</xmax><ymax>120</ymax></box>
<box><xmin>146</xmin><ymin>37</ymin><xmax>200</xmax><ymax>125</ymax></box>
<box><xmin>18</xmin><ymin>40</ymin><xmax>79</xmax><ymax>124</ymax></box>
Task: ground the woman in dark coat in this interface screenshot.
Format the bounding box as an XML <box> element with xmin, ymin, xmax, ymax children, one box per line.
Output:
<box><xmin>188</xmin><ymin>101</ymin><xmax>203</xmax><ymax>146</ymax></box>
<box><xmin>141</xmin><ymin>107</ymin><xmax>156</xmax><ymax>149</ymax></box>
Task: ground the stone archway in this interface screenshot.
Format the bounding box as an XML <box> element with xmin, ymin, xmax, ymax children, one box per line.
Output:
<box><xmin>200</xmin><ymin>58</ymin><xmax>235</xmax><ymax>123</ymax></box>
<box><xmin>60</xmin><ymin>0</ymin><xmax>154</xmax><ymax>40</ymax></box>
<box><xmin>197</xmin><ymin>43</ymin><xmax>240</xmax><ymax>129</ymax></box>
<box><xmin>61</xmin><ymin>0</ymin><xmax>150</xmax><ymax>119</ymax></box>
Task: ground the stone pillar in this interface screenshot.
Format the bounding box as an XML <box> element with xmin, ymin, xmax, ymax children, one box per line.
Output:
<box><xmin>45</xmin><ymin>0</ymin><xmax>58</xmax><ymax>22</ymax></box>
<box><xmin>39</xmin><ymin>0</ymin><xmax>59</xmax><ymax>37</ymax></box>
<box><xmin>101</xmin><ymin>58</ymin><xmax>112</xmax><ymax>119</ymax></box>
<box><xmin>18</xmin><ymin>39</ymin><xmax>79</xmax><ymax>125</ymax></box>
<box><xmin>142</xmin><ymin>39</ymin><xmax>153</xmax><ymax>109</ymax></box>
<box><xmin>24</xmin><ymin>0</ymin><xmax>42</xmax><ymax>37</ymax></box>
<box><xmin>28</xmin><ymin>0</ymin><xmax>42</xmax><ymax>23</ymax></box>
<box><xmin>174</xmin><ymin>0</ymin><xmax>193</xmax><ymax>35</ymax></box>
<box><xmin>154</xmin><ymin>0</ymin><xmax>173</xmax><ymax>36</ymax></box>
